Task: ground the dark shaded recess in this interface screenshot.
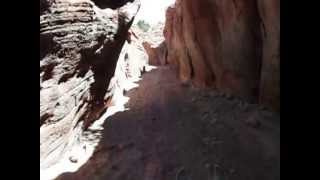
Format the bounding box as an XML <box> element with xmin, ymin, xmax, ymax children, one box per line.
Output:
<box><xmin>76</xmin><ymin>55</ymin><xmax>91</xmax><ymax>78</ymax></box>
<box><xmin>41</xmin><ymin>62</ymin><xmax>58</xmax><ymax>81</ymax></box>
<box><xmin>73</xmin><ymin>15</ymin><xmax>135</xmax><ymax>130</ymax></box>
<box><xmin>92</xmin><ymin>0</ymin><xmax>134</xmax><ymax>9</ymax></box>
<box><xmin>251</xmin><ymin>0</ymin><xmax>264</xmax><ymax>100</ymax></box>
<box><xmin>40</xmin><ymin>33</ymin><xmax>59</xmax><ymax>60</ymax></box>
<box><xmin>89</xmin><ymin>14</ymin><xmax>134</xmax><ymax>104</ymax></box>
<box><xmin>58</xmin><ymin>73</ymin><xmax>76</xmax><ymax>84</ymax></box>
<box><xmin>186</xmin><ymin>51</ymin><xmax>194</xmax><ymax>79</ymax></box>
<box><xmin>40</xmin><ymin>0</ymin><xmax>48</xmax><ymax>14</ymax></box>
<box><xmin>40</xmin><ymin>113</ymin><xmax>53</xmax><ymax>127</ymax></box>
<box><xmin>76</xmin><ymin>34</ymin><xmax>106</xmax><ymax>79</ymax></box>
<box><xmin>164</xmin><ymin>43</ymin><xmax>168</xmax><ymax>65</ymax></box>
<box><xmin>40</xmin><ymin>0</ymin><xmax>52</xmax><ymax>15</ymax></box>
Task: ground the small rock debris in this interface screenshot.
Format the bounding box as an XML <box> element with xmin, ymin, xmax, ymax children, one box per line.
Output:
<box><xmin>69</xmin><ymin>156</ymin><xmax>78</xmax><ymax>163</ymax></box>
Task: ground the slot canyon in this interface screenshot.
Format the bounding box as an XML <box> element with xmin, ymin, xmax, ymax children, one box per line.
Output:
<box><xmin>40</xmin><ymin>0</ymin><xmax>280</xmax><ymax>179</ymax></box>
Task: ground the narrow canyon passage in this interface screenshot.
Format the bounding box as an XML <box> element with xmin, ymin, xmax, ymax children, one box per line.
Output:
<box><xmin>40</xmin><ymin>0</ymin><xmax>279</xmax><ymax>179</ymax></box>
<box><xmin>57</xmin><ymin>65</ymin><xmax>280</xmax><ymax>180</ymax></box>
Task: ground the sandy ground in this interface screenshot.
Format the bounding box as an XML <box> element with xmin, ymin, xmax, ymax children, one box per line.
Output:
<box><xmin>56</xmin><ymin>65</ymin><xmax>280</xmax><ymax>180</ymax></box>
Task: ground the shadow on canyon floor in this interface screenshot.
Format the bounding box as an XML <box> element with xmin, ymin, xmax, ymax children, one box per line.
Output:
<box><xmin>56</xmin><ymin>65</ymin><xmax>280</xmax><ymax>180</ymax></box>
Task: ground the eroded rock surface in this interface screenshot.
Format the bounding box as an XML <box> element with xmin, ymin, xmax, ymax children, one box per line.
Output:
<box><xmin>162</xmin><ymin>0</ymin><xmax>279</xmax><ymax>111</ymax></box>
<box><xmin>40</xmin><ymin>0</ymin><xmax>141</xmax><ymax>178</ymax></box>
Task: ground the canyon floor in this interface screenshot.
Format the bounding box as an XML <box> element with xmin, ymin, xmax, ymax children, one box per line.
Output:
<box><xmin>57</xmin><ymin>65</ymin><xmax>280</xmax><ymax>180</ymax></box>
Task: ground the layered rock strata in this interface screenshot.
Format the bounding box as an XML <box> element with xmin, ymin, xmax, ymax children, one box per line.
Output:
<box><xmin>40</xmin><ymin>0</ymin><xmax>141</xmax><ymax>178</ymax></box>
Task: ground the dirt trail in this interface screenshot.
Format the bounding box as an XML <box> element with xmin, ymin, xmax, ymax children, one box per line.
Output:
<box><xmin>57</xmin><ymin>65</ymin><xmax>280</xmax><ymax>180</ymax></box>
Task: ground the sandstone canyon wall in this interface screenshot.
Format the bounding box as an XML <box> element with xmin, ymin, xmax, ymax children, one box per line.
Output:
<box><xmin>138</xmin><ymin>22</ymin><xmax>168</xmax><ymax>66</ymax></box>
<box><xmin>163</xmin><ymin>0</ymin><xmax>280</xmax><ymax>111</ymax></box>
<box><xmin>40</xmin><ymin>0</ymin><xmax>140</xmax><ymax>128</ymax></box>
<box><xmin>40</xmin><ymin>0</ymin><xmax>143</xmax><ymax>178</ymax></box>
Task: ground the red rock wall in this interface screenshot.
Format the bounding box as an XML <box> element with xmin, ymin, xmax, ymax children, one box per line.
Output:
<box><xmin>164</xmin><ymin>0</ymin><xmax>279</xmax><ymax>111</ymax></box>
<box><xmin>257</xmin><ymin>0</ymin><xmax>280</xmax><ymax>112</ymax></box>
<box><xmin>142</xmin><ymin>41</ymin><xmax>167</xmax><ymax>66</ymax></box>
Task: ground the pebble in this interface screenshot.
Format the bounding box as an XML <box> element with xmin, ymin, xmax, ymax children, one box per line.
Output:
<box><xmin>245</xmin><ymin>117</ymin><xmax>261</xmax><ymax>128</ymax></box>
<box><xmin>69</xmin><ymin>156</ymin><xmax>78</xmax><ymax>163</ymax></box>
